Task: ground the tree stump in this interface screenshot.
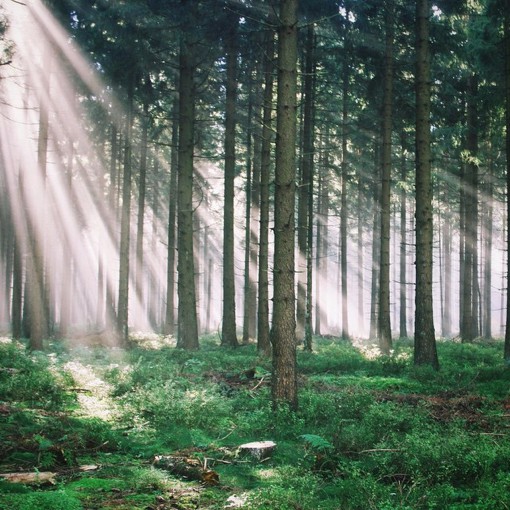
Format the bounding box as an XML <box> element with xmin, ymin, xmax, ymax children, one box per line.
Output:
<box><xmin>237</xmin><ymin>441</ymin><xmax>276</xmax><ymax>461</ymax></box>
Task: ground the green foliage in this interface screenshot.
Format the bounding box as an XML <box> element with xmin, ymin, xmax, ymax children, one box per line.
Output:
<box><xmin>0</xmin><ymin>342</ymin><xmax>76</xmax><ymax>409</ymax></box>
<box><xmin>0</xmin><ymin>490</ymin><xmax>83</xmax><ymax>510</ymax></box>
<box><xmin>3</xmin><ymin>337</ymin><xmax>510</xmax><ymax>509</ymax></box>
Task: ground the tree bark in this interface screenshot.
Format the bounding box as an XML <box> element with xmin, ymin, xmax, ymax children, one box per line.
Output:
<box><xmin>257</xmin><ymin>31</ymin><xmax>274</xmax><ymax>357</ymax></box>
<box><xmin>504</xmin><ymin>2</ymin><xmax>510</xmax><ymax>360</ymax></box>
<box><xmin>460</xmin><ymin>75</ymin><xmax>479</xmax><ymax>342</ymax></box>
<box><xmin>399</xmin><ymin>132</ymin><xmax>408</xmax><ymax>338</ymax></box>
<box><xmin>176</xmin><ymin>6</ymin><xmax>199</xmax><ymax>350</ymax></box>
<box><xmin>221</xmin><ymin>15</ymin><xmax>239</xmax><ymax>348</ymax></box>
<box><xmin>116</xmin><ymin>77</ymin><xmax>134</xmax><ymax>346</ymax></box>
<box><xmin>296</xmin><ymin>23</ymin><xmax>315</xmax><ymax>345</ymax></box>
<box><xmin>482</xmin><ymin>147</ymin><xmax>494</xmax><ymax>340</ymax></box>
<box><xmin>164</xmin><ymin>98</ymin><xmax>179</xmax><ymax>336</ymax></box>
<box><xmin>414</xmin><ymin>0</ymin><xmax>439</xmax><ymax>369</ymax></box>
<box><xmin>377</xmin><ymin>2</ymin><xmax>394</xmax><ymax>353</ymax></box>
<box><xmin>270</xmin><ymin>0</ymin><xmax>299</xmax><ymax>410</ymax></box>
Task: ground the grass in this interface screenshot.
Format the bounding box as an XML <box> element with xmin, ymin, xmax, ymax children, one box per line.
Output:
<box><xmin>1</xmin><ymin>335</ymin><xmax>510</xmax><ymax>509</ymax></box>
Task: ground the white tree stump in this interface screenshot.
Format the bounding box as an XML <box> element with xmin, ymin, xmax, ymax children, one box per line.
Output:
<box><xmin>237</xmin><ymin>441</ymin><xmax>276</xmax><ymax>461</ymax></box>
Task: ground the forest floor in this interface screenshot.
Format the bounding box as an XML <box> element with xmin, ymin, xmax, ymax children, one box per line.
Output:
<box><xmin>1</xmin><ymin>334</ymin><xmax>510</xmax><ymax>509</ymax></box>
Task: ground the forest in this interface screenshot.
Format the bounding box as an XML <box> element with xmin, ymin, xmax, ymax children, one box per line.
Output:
<box><xmin>1</xmin><ymin>0</ymin><xmax>510</xmax><ymax>508</ymax></box>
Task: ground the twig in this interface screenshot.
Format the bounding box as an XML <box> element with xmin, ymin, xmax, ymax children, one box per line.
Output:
<box><xmin>249</xmin><ymin>376</ymin><xmax>266</xmax><ymax>393</ymax></box>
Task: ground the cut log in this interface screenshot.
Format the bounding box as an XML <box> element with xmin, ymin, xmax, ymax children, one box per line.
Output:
<box><xmin>0</xmin><ymin>471</ymin><xmax>57</xmax><ymax>485</ymax></box>
<box><xmin>153</xmin><ymin>455</ymin><xmax>219</xmax><ymax>485</ymax></box>
<box><xmin>237</xmin><ymin>441</ymin><xmax>276</xmax><ymax>461</ymax></box>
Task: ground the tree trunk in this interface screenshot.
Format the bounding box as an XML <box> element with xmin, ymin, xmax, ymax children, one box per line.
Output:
<box><xmin>242</xmin><ymin>73</ymin><xmax>255</xmax><ymax>345</ymax></box>
<box><xmin>357</xmin><ymin>155</ymin><xmax>364</xmax><ymax>337</ymax></box>
<box><xmin>340</xmin><ymin>43</ymin><xmax>350</xmax><ymax>340</ymax></box>
<box><xmin>221</xmin><ymin>16</ymin><xmax>239</xmax><ymax>348</ymax></box>
<box><xmin>414</xmin><ymin>0</ymin><xmax>439</xmax><ymax>369</ymax></box>
<box><xmin>399</xmin><ymin>132</ymin><xmax>408</xmax><ymax>338</ymax></box>
<box><xmin>270</xmin><ymin>0</ymin><xmax>299</xmax><ymax>410</ymax></box>
<box><xmin>504</xmin><ymin>2</ymin><xmax>510</xmax><ymax>360</ymax></box>
<box><xmin>116</xmin><ymin>78</ymin><xmax>134</xmax><ymax>346</ymax></box>
<box><xmin>176</xmin><ymin>9</ymin><xmax>199</xmax><ymax>350</ymax></box>
<box><xmin>257</xmin><ymin>32</ymin><xmax>274</xmax><ymax>357</ymax></box>
<box><xmin>482</xmin><ymin>147</ymin><xmax>494</xmax><ymax>340</ymax></box>
<box><xmin>369</xmin><ymin>142</ymin><xmax>380</xmax><ymax>341</ymax></box>
<box><xmin>296</xmin><ymin>24</ymin><xmax>315</xmax><ymax>345</ymax></box>
<box><xmin>135</xmin><ymin>84</ymin><xmax>150</xmax><ymax>323</ymax></box>
<box><xmin>164</xmin><ymin>98</ymin><xmax>179</xmax><ymax>336</ymax></box>
<box><xmin>461</xmin><ymin>75</ymin><xmax>479</xmax><ymax>343</ymax></box>
<box><xmin>377</xmin><ymin>2</ymin><xmax>394</xmax><ymax>354</ymax></box>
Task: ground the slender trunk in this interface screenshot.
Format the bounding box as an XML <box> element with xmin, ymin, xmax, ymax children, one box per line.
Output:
<box><xmin>357</xmin><ymin>157</ymin><xmax>364</xmax><ymax>336</ymax></box>
<box><xmin>177</xmin><ymin>11</ymin><xmax>199</xmax><ymax>350</ymax></box>
<box><xmin>461</xmin><ymin>75</ymin><xmax>479</xmax><ymax>342</ymax></box>
<box><xmin>271</xmin><ymin>0</ymin><xmax>299</xmax><ymax>410</ymax></box>
<box><xmin>257</xmin><ymin>32</ymin><xmax>274</xmax><ymax>357</ymax></box>
<box><xmin>414</xmin><ymin>0</ymin><xmax>439</xmax><ymax>369</ymax></box>
<box><xmin>135</xmin><ymin>87</ymin><xmax>150</xmax><ymax>323</ymax></box>
<box><xmin>221</xmin><ymin>17</ymin><xmax>239</xmax><ymax>348</ymax></box>
<box><xmin>296</xmin><ymin>24</ymin><xmax>315</xmax><ymax>344</ymax></box>
<box><xmin>242</xmin><ymin>77</ymin><xmax>254</xmax><ymax>344</ymax></box>
<box><xmin>164</xmin><ymin>99</ymin><xmax>179</xmax><ymax>336</ymax></box>
<box><xmin>399</xmin><ymin>133</ymin><xmax>408</xmax><ymax>338</ymax></box>
<box><xmin>504</xmin><ymin>3</ymin><xmax>510</xmax><ymax>359</ymax></box>
<box><xmin>369</xmin><ymin>142</ymin><xmax>380</xmax><ymax>341</ymax></box>
<box><xmin>482</xmin><ymin>149</ymin><xmax>493</xmax><ymax>339</ymax></box>
<box><xmin>116</xmin><ymin>78</ymin><xmax>134</xmax><ymax>346</ymax></box>
<box><xmin>377</xmin><ymin>2</ymin><xmax>394</xmax><ymax>353</ymax></box>
<box><xmin>443</xmin><ymin>187</ymin><xmax>452</xmax><ymax>337</ymax></box>
<box><xmin>340</xmin><ymin>49</ymin><xmax>349</xmax><ymax>340</ymax></box>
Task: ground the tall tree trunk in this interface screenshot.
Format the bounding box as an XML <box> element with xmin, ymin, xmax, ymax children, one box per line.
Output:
<box><xmin>242</xmin><ymin>73</ymin><xmax>255</xmax><ymax>345</ymax></box>
<box><xmin>340</xmin><ymin>43</ymin><xmax>350</xmax><ymax>340</ymax></box>
<box><xmin>461</xmin><ymin>75</ymin><xmax>479</xmax><ymax>343</ymax></box>
<box><xmin>296</xmin><ymin>24</ymin><xmax>315</xmax><ymax>344</ymax></box>
<box><xmin>399</xmin><ymin>132</ymin><xmax>408</xmax><ymax>338</ymax></box>
<box><xmin>176</xmin><ymin>9</ymin><xmax>199</xmax><ymax>350</ymax></box>
<box><xmin>377</xmin><ymin>2</ymin><xmax>394</xmax><ymax>353</ymax></box>
<box><xmin>504</xmin><ymin>2</ymin><xmax>510</xmax><ymax>360</ymax></box>
<box><xmin>369</xmin><ymin>142</ymin><xmax>380</xmax><ymax>341</ymax></box>
<box><xmin>135</xmin><ymin>84</ymin><xmax>150</xmax><ymax>323</ymax></box>
<box><xmin>117</xmin><ymin>78</ymin><xmax>134</xmax><ymax>346</ymax></box>
<box><xmin>221</xmin><ymin>16</ymin><xmax>239</xmax><ymax>348</ymax></box>
<box><xmin>271</xmin><ymin>0</ymin><xmax>299</xmax><ymax>410</ymax></box>
<box><xmin>12</xmin><ymin>233</ymin><xmax>22</xmax><ymax>339</ymax></box>
<box><xmin>482</xmin><ymin>147</ymin><xmax>494</xmax><ymax>340</ymax></box>
<box><xmin>164</xmin><ymin>98</ymin><xmax>179</xmax><ymax>336</ymax></box>
<box><xmin>414</xmin><ymin>0</ymin><xmax>439</xmax><ymax>369</ymax></box>
<box><xmin>357</xmin><ymin>155</ymin><xmax>364</xmax><ymax>337</ymax></box>
<box><xmin>442</xmin><ymin>198</ymin><xmax>452</xmax><ymax>337</ymax></box>
<box><xmin>257</xmin><ymin>32</ymin><xmax>274</xmax><ymax>357</ymax></box>
<box><xmin>27</xmin><ymin>51</ymin><xmax>52</xmax><ymax>349</ymax></box>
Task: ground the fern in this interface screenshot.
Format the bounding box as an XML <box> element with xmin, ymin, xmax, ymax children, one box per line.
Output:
<box><xmin>299</xmin><ymin>434</ymin><xmax>334</xmax><ymax>452</ymax></box>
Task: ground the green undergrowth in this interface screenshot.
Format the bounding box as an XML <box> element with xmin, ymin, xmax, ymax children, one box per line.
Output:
<box><xmin>1</xmin><ymin>335</ymin><xmax>510</xmax><ymax>509</ymax></box>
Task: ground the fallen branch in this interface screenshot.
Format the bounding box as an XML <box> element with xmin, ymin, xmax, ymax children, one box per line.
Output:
<box><xmin>0</xmin><ymin>471</ymin><xmax>57</xmax><ymax>485</ymax></box>
<box><xmin>153</xmin><ymin>455</ymin><xmax>220</xmax><ymax>486</ymax></box>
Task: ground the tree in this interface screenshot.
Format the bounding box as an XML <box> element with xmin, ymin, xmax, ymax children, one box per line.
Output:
<box><xmin>377</xmin><ymin>0</ymin><xmax>395</xmax><ymax>354</ymax></box>
<box><xmin>221</xmin><ymin>10</ymin><xmax>239</xmax><ymax>348</ymax></box>
<box><xmin>270</xmin><ymin>0</ymin><xmax>299</xmax><ymax>410</ymax></box>
<box><xmin>414</xmin><ymin>0</ymin><xmax>439</xmax><ymax>369</ymax></box>
<box><xmin>116</xmin><ymin>76</ymin><xmax>134</xmax><ymax>346</ymax></box>
<box><xmin>504</xmin><ymin>0</ymin><xmax>510</xmax><ymax>361</ymax></box>
<box><xmin>257</xmin><ymin>30</ymin><xmax>275</xmax><ymax>357</ymax></box>
<box><xmin>176</xmin><ymin>1</ymin><xmax>199</xmax><ymax>350</ymax></box>
<box><xmin>296</xmin><ymin>23</ymin><xmax>315</xmax><ymax>347</ymax></box>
